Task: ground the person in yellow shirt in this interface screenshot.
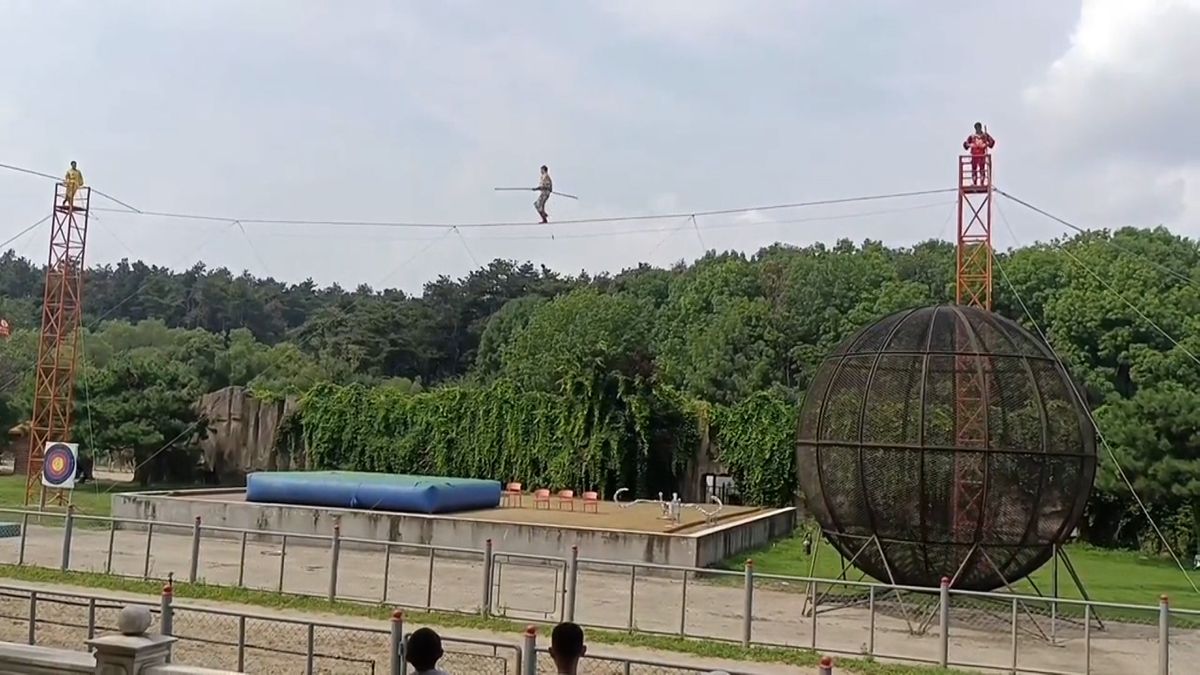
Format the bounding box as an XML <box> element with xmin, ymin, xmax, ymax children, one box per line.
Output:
<box><xmin>63</xmin><ymin>161</ymin><xmax>84</xmax><ymax>206</ymax></box>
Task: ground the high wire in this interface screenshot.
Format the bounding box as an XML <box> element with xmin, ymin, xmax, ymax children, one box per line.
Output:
<box><xmin>2</xmin><ymin>158</ymin><xmax>956</xmax><ymax>229</ymax></box>
<box><xmin>88</xmin><ymin>187</ymin><xmax>958</xmax><ymax>230</ymax></box>
<box><xmin>239</xmin><ymin>200</ymin><xmax>952</xmax><ymax>243</ymax></box>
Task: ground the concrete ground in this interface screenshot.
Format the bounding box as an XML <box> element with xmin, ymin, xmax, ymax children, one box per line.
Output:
<box><xmin>3</xmin><ymin>524</ymin><xmax>1198</xmax><ymax>674</ymax></box>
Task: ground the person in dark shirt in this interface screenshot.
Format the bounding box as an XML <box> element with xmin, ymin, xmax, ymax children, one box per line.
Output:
<box><xmin>550</xmin><ymin>622</ymin><xmax>587</xmax><ymax>675</ymax></box>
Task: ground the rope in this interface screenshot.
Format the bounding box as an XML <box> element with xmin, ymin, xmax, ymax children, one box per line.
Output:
<box><xmin>996</xmin><ymin>189</ymin><xmax>1198</xmax><ymax>289</ymax></box>
<box><xmin>0</xmin><ymin>162</ymin><xmax>141</xmax><ymax>214</ymax></box>
<box><xmin>1056</xmin><ymin>245</ymin><xmax>1200</xmax><ymax>367</ymax></box>
<box><xmin>235</xmin><ymin>221</ymin><xmax>275</xmax><ymax>280</ymax></box>
<box><xmin>0</xmin><ymin>162</ymin><xmax>57</xmax><ymax>181</ymax></box>
<box><xmin>0</xmin><ymin>215</ymin><xmax>52</xmax><ymax>251</ymax></box>
<box><xmin>994</xmin><ymin>204</ymin><xmax>1200</xmax><ymax>595</ymax></box>
<box><xmin>690</xmin><ymin>215</ymin><xmax>708</xmax><ymax>253</ymax></box>
<box><xmin>452</xmin><ymin>227</ymin><xmax>481</xmax><ymax>268</ymax></box>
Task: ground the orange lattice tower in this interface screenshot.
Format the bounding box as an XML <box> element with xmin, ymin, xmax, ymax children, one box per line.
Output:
<box><xmin>21</xmin><ymin>181</ymin><xmax>91</xmax><ymax>507</ymax></box>
<box><xmin>951</xmin><ymin>152</ymin><xmax>994</xmax><ymax>550</ymax></box>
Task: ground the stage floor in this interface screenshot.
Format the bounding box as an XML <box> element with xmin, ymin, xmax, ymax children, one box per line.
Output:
<box><xmin>114</xmin><ymin>488</ymin><xmax>797</xmax><ymax>567</ymax></box>
<box><xmin>186</xmin><ymin>489</ymin><xmax>763</xmax><ymax>535</ymax></box>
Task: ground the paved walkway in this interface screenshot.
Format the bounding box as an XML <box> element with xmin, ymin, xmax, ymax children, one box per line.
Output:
<box><xmin>4</xmin><ymin>523</ymin><xmax>1196</xmax><ymax>674</ymax></box>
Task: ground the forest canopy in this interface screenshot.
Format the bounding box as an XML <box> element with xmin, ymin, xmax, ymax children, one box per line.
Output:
<box><xmin>0</xmin><ymin>225</ymin><xmax>1197</xmax><ymax>554</ymax></box>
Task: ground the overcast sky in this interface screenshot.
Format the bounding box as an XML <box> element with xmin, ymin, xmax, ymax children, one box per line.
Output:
<box><xmin>1</xmin><ymin>0</ymin><xmax>1197</xmax><ymax>293</ymax></box>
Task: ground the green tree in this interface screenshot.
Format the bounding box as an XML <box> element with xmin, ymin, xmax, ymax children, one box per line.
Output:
<box><xmin>77</xmin><ymin>353</ymin><xmax>207</xmax><ymax>485</ymax></box>
<box><xmin>500</xmin><ymin>288</ymin><xmax>654</xmax><ymax>392</ymax></box>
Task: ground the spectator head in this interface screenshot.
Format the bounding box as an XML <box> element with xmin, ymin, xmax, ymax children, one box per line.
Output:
<box><xmin>541</xmin><ymin>165</ymin><xmax>548</xmax><ymax>173</ymax></box>
<box><xmin>70</xmin><ymin>161</ymin><xmax>77</xmax><ymax>169</ymax></box>
<box><xmin>550</xmin><ymin>621</ymin><xmax>586</xmax><ymax>672</ymax></box>
<box><xmin>973</xmin><ymin>122</ymin><xmax>983</xmax><ymax>132</ymax></box>
<box><xmin>405</xmin><ymin>627</ymin><xmax>443</xmax><ymax>672</ymax></box>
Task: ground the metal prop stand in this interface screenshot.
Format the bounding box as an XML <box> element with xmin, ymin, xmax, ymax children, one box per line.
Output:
<box><xmin>801</xmin><ymin>533</ymin><xmax>919</xmax><ymax>634</ymax></box>
<box><xmin>914</xmin><ymin>545</ymin><xmax>1100</xmax><ymax>642</ymax></box>
<box><xmin>1023</xmin><ymin>544</ymin><xmax>1105</xmax><ymax>639</ymax></box>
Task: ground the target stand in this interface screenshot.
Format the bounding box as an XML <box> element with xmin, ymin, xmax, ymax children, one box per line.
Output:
<box><xmin>40</xmin><ymin>442</ymin><xmax>78</xmax><ymax>508</ymax></box>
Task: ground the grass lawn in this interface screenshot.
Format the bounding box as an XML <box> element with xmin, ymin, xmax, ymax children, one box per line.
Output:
<box><xmin>0</xmin><ymin>473</ymin><xmax>146</xmax><ymax>523</ymax></box>
<box><xmin>722</xmin><ymin>531</ymin><xmax>1200</xmax><ymax>612</ymax></box>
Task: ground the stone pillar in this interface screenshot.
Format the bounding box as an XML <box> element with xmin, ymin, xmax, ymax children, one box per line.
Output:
<box><xmin>86</xmin><ymin>605</ymin><xmax>176</xmax><ymax>674</ymax></box>
<box><xmin>88</xmin><ymin>634</ymin><xmax>176</xmax><ymax>674</ymax></box>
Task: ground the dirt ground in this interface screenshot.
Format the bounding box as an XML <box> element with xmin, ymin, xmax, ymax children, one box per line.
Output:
<box><xmin>3</xmin><ymin>524</ymin><xmax>1198</xmax><ymax>674</ymax></box>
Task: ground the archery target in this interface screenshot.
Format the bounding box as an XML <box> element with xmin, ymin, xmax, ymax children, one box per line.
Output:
<box><xmin>41</xmin><ymin>442</ymin><xmax>78</xmax><ymax>489</ymax></box>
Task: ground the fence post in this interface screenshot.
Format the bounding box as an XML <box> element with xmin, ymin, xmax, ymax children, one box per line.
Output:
<box><xmin>27</xmin><ymin>591</ymin><xmax>36</xmax><ymax>645</ymax></box>
<box><xmin>818</xmin><ymin>655</ymin><xmax>834</xmax><ymax>674</ymax></box>
<box><xmin>742</xmin><ymin>559</ymin><xmax>754</xmax><ymax>647</ymax></box>
<box><xmin>565</xmin><ymin>545</ymin><xmax>579</xmax><ymax>623</ymax></box>
<box><xmin>60</xmin><ymin>505</ymin><xmax>75</xmax><ymax>571</ymax></box>
<box><xmin>521</xmin><ymin>626</ymin><xmax>537</xmax><ymax>675</ymax></box>
<box><xmin>160</xmin><ymin>580</ymin><xmax>174</xmax><ymax>636</ymax></box>
<box><xmin>188</xmin><ymin>516</ymin><xmax>201</xmax><ymax>583</ymax></box>
<box><xmin>18</xmin><ymin>513</ymin><xmax>29</xmax><ymax>565</ymax></box>
<box><xmin>237</xmin><ymin>531</ymin><xmax>247</xmax><ymax>587</ymax></box>
<box><xmin>237</xmin><ymin>615</ymin><xmax>247</xmax><ymax>672</ymax></box>
<box><xmin>328</xmin><ymin>522</ymin><xmax>341</xmax><ymax>601</ymax></box>
<box><xmin>938</xmin><ymin>576</ymin><xmax>950</xmax><ymax>668</ymax></box>
<box><xmin>481</xmin><ymin>539</ymin><xmax>494</xmax><ymax>616</ymax></box>
<box><xmin>867</xmin><ymin>585</ymin><xmax>875</xmax><ymax>656</ymax></box>
<box><xmin>389</xmin><ymin>610</ymin><xmax>404</xmax><ymax>675</ymax></box>
<box><xmin>142</xmin><ymin>523</ymin><xmax>154</xmax><ymax>580</ymax></box>
<box><xmin>87</xmin><ymin>598</ymin><xmax>96</xmax><ymax>640</ymax></box>
<box><xmin>1158</xmin><ymin>594</ymin><xmax>1169</xmax><ymax>675</ymax></box>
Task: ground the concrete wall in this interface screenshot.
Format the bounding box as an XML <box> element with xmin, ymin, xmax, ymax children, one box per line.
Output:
<box><xmin>0</xmin><ymin>642</ymin><xmax>93</xmax><ymax>674</ymax></box>
<box><xmin>694</xmin><ymin>507</ymin><xmax>797</xmax><ymax>567</ymax></box>
<box><xmin>0</xmin><ymin>640</ymin><xmax>235</xmax><ymax>675</ymax></box>
<box><xmin>112</xmin><ymin>491</ymin><xmax>796</xmax><ymax>569</ymax></box>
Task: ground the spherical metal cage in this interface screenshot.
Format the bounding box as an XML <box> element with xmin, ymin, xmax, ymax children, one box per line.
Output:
<box><xmin>796</xmin><ymin>304</ymin><xmax>1097</xmax><ymax>591</ymax></box>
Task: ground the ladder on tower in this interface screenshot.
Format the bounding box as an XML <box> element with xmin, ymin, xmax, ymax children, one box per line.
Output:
<box><xmin>951</xmin><ymin>153</ymin><xmax>994</xmax><ymax>558</ymax></box>
<box><xmin>22</xmin><ymin>182</ymin><xmax>91</xmax><ymax>508</ymax></box>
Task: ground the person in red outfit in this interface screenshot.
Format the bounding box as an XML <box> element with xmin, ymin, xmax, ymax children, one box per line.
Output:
<box><xmin>962</xmin><ymin>122</ymin><xmax>995</xmax><ymax>185</ymax></box>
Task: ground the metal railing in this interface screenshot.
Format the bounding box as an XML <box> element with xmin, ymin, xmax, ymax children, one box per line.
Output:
<box><xmin>2</xmin><ymin>505</ymin><xmax>1198</xmax><ymax>674</ymax></box>
<box><xmin>0</xmin><ymin>581</ymin><xmax>756</xmax><ymax>675</ymax></box>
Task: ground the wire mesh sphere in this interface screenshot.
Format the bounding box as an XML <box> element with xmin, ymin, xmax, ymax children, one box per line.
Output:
<box><xmin>796</xmin><ymin>304</ymin><xmax>1096</xmax><ymax>591</ymax></box>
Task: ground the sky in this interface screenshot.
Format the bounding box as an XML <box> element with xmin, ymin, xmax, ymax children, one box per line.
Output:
<box><xmin>1</xmin><ymin>0</ymin><xmax>1197</xmax><ymax>293</ymax></box>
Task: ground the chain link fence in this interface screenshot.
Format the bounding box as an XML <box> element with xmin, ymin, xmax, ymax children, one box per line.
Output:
<box><xmin>0</xmin><ymin>583</ymin><xmax>770</xmax><ymax>675</ymax></box>
<box><xmin>534</xmin><ymin>648</ymin><xmax>751</xmax><ymax>674</ymax></box>
<box><xmin>5</xmin><ymin>506</ymin><xmax>1200</xmax><ymax>674</ymax></box>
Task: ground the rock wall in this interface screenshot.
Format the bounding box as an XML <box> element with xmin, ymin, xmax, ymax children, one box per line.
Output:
<box><xmin>196</xmin><ymin>387</ymin><xmax>304</xmax><ymax>483</ymax></box>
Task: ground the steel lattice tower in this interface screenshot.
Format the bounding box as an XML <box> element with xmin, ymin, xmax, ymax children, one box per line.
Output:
<box><xmin>21</xmin><ymin>182</ymin><xmax>91</xmax><ymax>507</ymax></box>
<box><xmin>951</xmin><ymin>153</ymin><xmax>994</xmax><ymax>547</ymax></box>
